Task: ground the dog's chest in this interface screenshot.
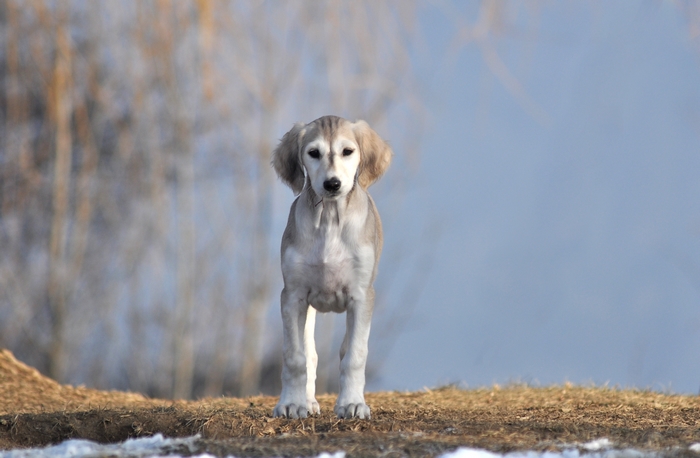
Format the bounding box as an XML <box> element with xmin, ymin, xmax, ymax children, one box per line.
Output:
<box><xmin>312</xmin><ymin>228</ymin><xmax>353</xmax><ymax>279</ymax></box>
<box><xmin>284</xmin><ymin>223</ymin><xmax>373</xmax><ymax>313</ymax></box>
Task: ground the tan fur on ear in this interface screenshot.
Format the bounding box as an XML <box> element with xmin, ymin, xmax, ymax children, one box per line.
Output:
<box><xmin>352</xmin><ymin>120</ymin><xmax>392</xmax><ymax>189</ymax></box>
<box><xmin>272</xmin><ymin>123</ymin><xmax>306</xmax><ymax>195</ymax></box>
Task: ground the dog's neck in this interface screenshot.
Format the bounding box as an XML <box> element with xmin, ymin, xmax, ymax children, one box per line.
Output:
<box><xmin>304</xmin><ymin>182</ymin><xmax>361</xmax><ymax>229</ymax></box>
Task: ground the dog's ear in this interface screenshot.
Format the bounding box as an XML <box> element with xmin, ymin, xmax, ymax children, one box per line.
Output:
<box><xmin>272</xmin><ymin>123</ymin><xmax>306</xmax><ymax>195</ymax></box>
<box><xmin>352</xmin><ymin>120</ymin><xmax>392</xmax><ymax>189</ymax></box>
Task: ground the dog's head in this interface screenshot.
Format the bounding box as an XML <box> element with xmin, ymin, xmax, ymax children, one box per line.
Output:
<box><xmin>272</xmin><ymin>116</ymin><xmax>392</xmax><ymax>198</ymax></box>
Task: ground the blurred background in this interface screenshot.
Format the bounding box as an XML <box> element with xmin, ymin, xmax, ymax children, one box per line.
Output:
<box><xmin>1</xmin><ymin>0</ymin><xmax>699</xmax><ymax>400</ymax></box>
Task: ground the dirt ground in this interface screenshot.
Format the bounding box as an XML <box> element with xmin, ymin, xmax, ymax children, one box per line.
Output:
<box><xmin>1</xmin><ymin>349</ymin><xmax>700</xmax><ymax>457</ymax></box>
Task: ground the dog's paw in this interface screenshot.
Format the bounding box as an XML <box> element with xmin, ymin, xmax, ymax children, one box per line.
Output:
<box><xmin>308</xmin><ymin>398</ymin><xmax>321</xmax><ymax>416</ymax></box>
<box><xmin>273</xmin><ymin>403</ymin><xmax>308</xmax><ymax>419</ymax></box>
<box><xmin>334</xmin><ymin>402</ymin><xmax>371</xmax><ymax>419</ymax></box>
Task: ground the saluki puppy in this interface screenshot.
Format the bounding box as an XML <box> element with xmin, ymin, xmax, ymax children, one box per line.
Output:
<box><xmin>271</xmin><ymin>115</ymin><xmax>392</xmax><ymax>419</ymax></box>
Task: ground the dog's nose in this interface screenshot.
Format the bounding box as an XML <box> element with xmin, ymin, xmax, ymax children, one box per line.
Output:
<box><xmin>323</xmin><ymin>177</ymin><xmax>341</xmax><ymax>192</ymax></box>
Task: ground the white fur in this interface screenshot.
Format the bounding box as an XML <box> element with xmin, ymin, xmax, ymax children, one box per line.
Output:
<box><xmin>271</xmin><ymin>116</ymin><xmax>391</xmax><ymax>420</ymax></box>
<box><xmin>302</xmin><ymin>137</ymin><xmax>361</xmax><ymax>199</ymax></box>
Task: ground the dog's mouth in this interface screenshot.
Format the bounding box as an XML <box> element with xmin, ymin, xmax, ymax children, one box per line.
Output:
<box><xmin>322</xmin><ymin>190</ymin><xmax>342</xmax><ymax>198</ymax></box>
<box><xmin>316</xmin><ymin>186</ymin><xmax>343</xmax><ymax>199</ymax></box>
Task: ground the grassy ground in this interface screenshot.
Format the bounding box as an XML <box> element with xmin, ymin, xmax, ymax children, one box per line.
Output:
<box><xmin>1</xmin><ymin>349</ymin><xmax>699</xmax><ymax>457</ymax></box>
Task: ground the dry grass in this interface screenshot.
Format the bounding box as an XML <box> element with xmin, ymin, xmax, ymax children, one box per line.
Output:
<box><xmin>1</xmin><ymin>349</ymin><xmax>699</xmax><ymax>457</ymax></box>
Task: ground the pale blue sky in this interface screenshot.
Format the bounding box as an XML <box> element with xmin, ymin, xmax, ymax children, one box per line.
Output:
<box><xmin>368</xmin><ymin>2</ymin><xmax>700</xmax><ymax>394</ymax></box>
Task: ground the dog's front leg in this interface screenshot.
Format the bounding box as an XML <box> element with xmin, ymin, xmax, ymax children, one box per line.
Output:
<box><xmin>304</xmin><ymin>306</ymin><xmax>320</xmax><ymax>415</ymax></box>
<box><xmin>334</xmin><ymin>290</ymin><xmax>373</xmax><ymax>419</ymax></box>
<box><xmin>273</xmin><ymin>289</ymin><xmax>310</xmax><ymax>419</ymax></box>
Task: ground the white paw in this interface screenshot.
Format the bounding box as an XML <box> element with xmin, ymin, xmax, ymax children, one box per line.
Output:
<box><xmin>308</xmin><ymin>398</ymin><xmax>320</xmax><ymax>416</ymax></box>
<box><xmin>334</xmin><ymin>402</ymin><xmax>371</xmax><ymax>419</ymax></box>
<box><xmin>273</xmin><ymin>403</ymin><xmax>308</xmax><ymax>419</ymax></box>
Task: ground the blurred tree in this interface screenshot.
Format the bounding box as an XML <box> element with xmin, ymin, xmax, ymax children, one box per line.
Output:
<box><xmin>0</xmin><ymin>0</ymin><xmax>421</xmax><ymax>399</ymax></box>
<box><xmin>0</xmin><ymin>0</ymin><xmax>540</xmax><ymax>399</ymax></box>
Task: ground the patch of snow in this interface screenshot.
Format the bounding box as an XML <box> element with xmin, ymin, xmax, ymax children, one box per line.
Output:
<box><xmin>440</xmin><ymin>449</ymin><xmax>501</xmax><ymax>458</ymax></box>
<box><xmin>582</xmin><ymin>439</ymin><xmax>613</xmax><ymax>451</ymax></box>
<box><xmin>0</xmin><ymin>434</ymin><xmax>203</xmax><ymax>458</ymax></box>
<box><xmin>440</xmin><ymin>446</ymin><xmax>661</xmax><ymax>458</ymax></box>
<box><xmin>3</xmin><ymin>435</ymin><xmax>698</xmax><ymax>458</ymax></box>
<box><xmin>0</xmin><ymin>434</ymin><xmax>348</xmax><ymax>458</ymax></box>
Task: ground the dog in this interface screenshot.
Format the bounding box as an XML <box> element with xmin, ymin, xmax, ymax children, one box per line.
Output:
<box><xmin>271</xmin><ymin>115</ymin><xmax>392</xmax><ymax>419</ymax></box>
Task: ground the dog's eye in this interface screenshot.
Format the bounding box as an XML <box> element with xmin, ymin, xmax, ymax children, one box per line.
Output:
<box><xmin>308</xmin><ymin>149</ymin><xmax>320</xmax><ymax>159</ymax></box>
<box><xmin>342</xmin><ymin>148</ymin><xmax>354</xmax><ymax>156</ymax></box>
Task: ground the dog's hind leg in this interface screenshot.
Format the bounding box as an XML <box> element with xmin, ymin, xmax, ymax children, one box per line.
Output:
<box><xmin>304</xmin><ymin>306</ymin><xmax>320</xmax><ymax>415</ymax></box>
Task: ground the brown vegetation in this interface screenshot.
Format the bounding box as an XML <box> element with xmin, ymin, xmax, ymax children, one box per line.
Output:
<box><xmin>2</xmin><ymin>349</ymin><xmax>700</xmax><ymax>457</ymax></box>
